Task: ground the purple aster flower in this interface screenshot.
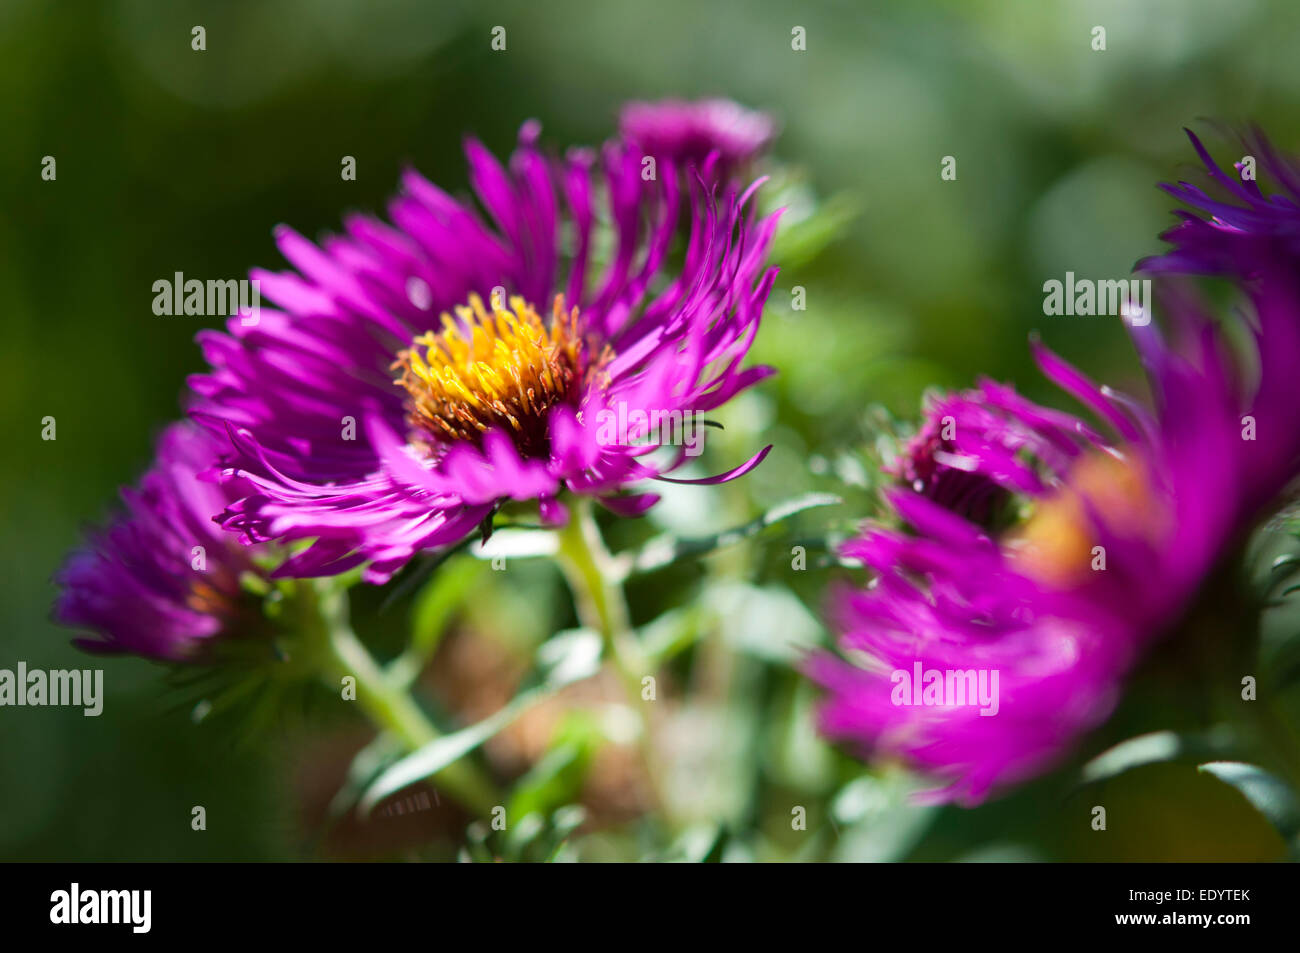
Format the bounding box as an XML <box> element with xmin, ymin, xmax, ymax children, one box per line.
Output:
<box><xmin>813</xmin><ymin>132</ymin><xmax>1300</xmax><ymax>805</ymax></box>
<box><xmin>190</xmin><ymin>122</ymin><xmax>780</xmax><ymax>583</ymax></box>
<box><xmin>1140</xmin><ymin>128</ymin><xmax>1300</xmax><ymax>276</ymax></box>
<box><xmin>618</xmin><ymin>98</ymin><xmax>775</xmax><ymax>180</ymax></box>
<box><xmin>54</xmin><ymin>422</ymin><xmax>268</xmax><ymax>661</ymax></box>
<box><xmin>1139</xmin><ymin>128</ymin><xmax>1300</xmax><ymax>517</ymax></box>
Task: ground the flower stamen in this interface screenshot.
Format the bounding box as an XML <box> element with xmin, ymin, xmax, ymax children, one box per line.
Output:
<box><xmin>1010</xmin><ymin>453</ymin><xmax>1167</xmax><ymax>587</ymax></box>
<box><xmin>393</xmin><ymin>293</ymin><xmax>584</xmax><ymax>458</ymax></box>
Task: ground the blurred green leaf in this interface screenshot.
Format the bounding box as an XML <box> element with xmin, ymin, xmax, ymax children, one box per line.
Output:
<box><xmin>507</xmin><ymin>712</ymin><xmax>603</xmax><ymax>821</ymax></box>
<box><xmin>639</xmin><ymin>605</ymin><xmax>707</xmax><ymax>663</ymax></box>
<box><xmin>766</xmin><ymin>678</ymin><xmax>836</xmax><ymax>790</ymax></box>
<box><xmin>387</xmin><ymin>556</ymin><xmax>488</xmax><ymax>690</ymax></box>
<box><xmin>327</xmin><ymin>734</ymin><xmax>406</xmax><ymax>821</ymax></box>
<box><xmin>659</xmin><ymin>823</ymin><xmax>725</xmax><ymax>863</ymax></box>
<box><xmin>629</xmin><ymin>492</ymin><xmax>841</xmax><ymax>575</ymax></box>
<box><xmin>410</xmin><ymin>557</ymin><xmax>486</xmax><ymax>652</ymax></box>
<box><xmin>1198</xmin><ymin>761</ymin><xmax>1300</xmax><ymax>851</ymax></box>
<box><xmin>831</xmin><ymin>773</ymin><xmax>939</xmax><ymax>862</ymax></box>
<box><xmin>463</xmin><ymin>805</ymin><xmax>590</xmax><ymax>864</ymax></box>
<box><xmin>705</xmin><ymin>581</ymin><xmax>825</xmax><ymax>663</ymax></box>
<box><xmin>1079</xmin><ymin>729</ymin><xmax>1239</xmax><ymax>785</ymax></box>
<box><xmin>768</xmin><ymin>191</ymin><xmax>861</xmax><ymax>270</ymax></box>
<box><xmin>359</xmin><ymin>630</ymin><xmax>603</xmax><ymax>813</ymax></box>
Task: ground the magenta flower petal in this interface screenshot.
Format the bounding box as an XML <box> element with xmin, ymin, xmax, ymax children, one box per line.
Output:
<box><xmin>815</xmin><ymin>128</ymin><xmax>1300</xmax><ymax>803</ymax></box>
<box><xmin>53</xmin><ymin>423</ymin><xmax>268</xmax><ymax>661</ymax></box>
<box><xmin>190</xmin><ymin>121</ymin><xmax>779</xmax><ymax>581</ymax></box>
<box><xmin>618</xmin><ymin>98</ymin><xmax>776</xmax><ymax>179</ymax></box>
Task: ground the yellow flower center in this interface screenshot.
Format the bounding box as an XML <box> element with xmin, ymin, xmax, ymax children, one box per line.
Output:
<box><xmin>1009</xmin><ymin>452</ymin><xmax>1167</xmax><ymax>587</ymax></box>
<box><xmin>185</xmin><ymin>578</ymin><xmax>232</xmax><ymax>616</ymax></box>
<box><xmin>392</xmin><ymin>293</ymin><xmax>586</xmax><ymax>458</ymax></box>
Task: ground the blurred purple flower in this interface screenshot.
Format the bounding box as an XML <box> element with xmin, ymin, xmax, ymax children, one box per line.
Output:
<box><xmin>618</xmin><ymin>98</ymin><xmax>775</xmax><ymax>180</ymax></box>
<box><xmin>54</xmin><ymin>423</ymin><xmax>267</xmax><ymax>661</ymax></box>
<box><xmin>1141</xmin><ymin>128</ymin><xmax>1300</xmax><ymax>518</ymax></box>
<box><xmin>814</xmin><ymin>130</ymin><xmax>1300</xmax><ymax>805</ymax></box>
<box><xmin>1141</xmin><ymin>128</ymin><xmax>1300</xmax><ymax>276</ymax></box>
<box><xmin>190</xmin><ymin>122</ymin><xmax>780</xmax><ymax>583</ymax></box>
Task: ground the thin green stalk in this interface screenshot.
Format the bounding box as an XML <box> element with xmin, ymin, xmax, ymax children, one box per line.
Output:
<box><xmin>555</xmin><ymin>497</ymin><xmax>676</xmax><ymax>824</ymax></box>
<box><xmin>304</xmin><ymin>580</ymin><xmax>499</xmax><ymax>815</ymax></box>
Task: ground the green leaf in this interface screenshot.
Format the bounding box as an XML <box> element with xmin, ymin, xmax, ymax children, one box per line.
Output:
<box><xmin>1270</xmin><ymin>553</ymin><xmax>1300</xmax><ymax>577</ymax></box>
<box><xmin>639</xmin><ymin>606</ymin><xmax>707</xmax><ymax>663</ymax></box>
<box><xmin>767</xmin><ymin>678</ymin><xmax>836</xmax><ymax>790</ymax></box>
<box><xmin>1079</xmin><ymin>728</ymin><xmax>1238</xmax><ymax>785</ymax></box>
<box><xmin>1198</xmin><ymin>761</ymin><xmax>1300</xmax><ymax>848</ymax></box>
<box><xmin>358</xmin><ymin>630</ymin><xmax>602</xmax><ymax>814</ymax></box>
<box><xmin>534</xmin><ymin>628</ymin><xmax>604</xmax><ymax>686</ymax></box>
<box><xmin>327</xmin><ymin>734</ymin><xmax>406</xmax><ymax>820</ymax></box>
<box><xmin>629</xmin><ymin>492</ymin><xmax>841</xmax><ymax>575</ymax></box>
<box><xmin>831</xmin><ymin>773</ymin><xmax>939</xmax><ymax>862</ymax></box>
<box><xmin>387</xmin><ymin>556</ymin><xmax>487</xmax><ymax>690</ymax></box>
<box><xmin>507</xmin><ymin>712</ymin><xmax>603</xmax><ymax>822</ymax></box>
<box><xmin>468</xmin><ymin>527</ymin><xmax>558</xmax><ymax>560</ymax></box>
<box><xmin>659</xmin><ymin>823</ymin><xmax>725</xmax><ymax>863</ymax></box>
<box><xmin>410</xmin><ymin>557</ymin><xmax>486</xmax><ymax>651</ymax></box>
<box><xmin>705</xmin><ymin>581</ymin><xmax>825</xmax><ymax>663</ymax></box>
<box><xmin>766</xmin><ymin>187</ymin><xmax>860</xmax><ymax>270</ymax></box>
<box><xmin>468</xmin><ymin>804</ymin><xmax>591</xmax><ymax>864</ymax></box>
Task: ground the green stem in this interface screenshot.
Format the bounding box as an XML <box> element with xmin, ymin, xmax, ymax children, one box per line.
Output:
<box><xmin>1192</xmin><ymin>567</ymin><xmax>1300</xmax><ymax>795</ymax></box>
<box><xmin>555</xmin><ymin>497</ymin><xmax>675</xmax><ymax>824</ymax></box>
<box><xmin>304</xmin><ymin>580</ymin><xmax>499</xmax><ymax>815</ymax></box>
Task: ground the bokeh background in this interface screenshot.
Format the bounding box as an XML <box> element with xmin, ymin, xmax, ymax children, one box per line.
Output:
<box><xmin>4</xmin><ymin>0</ymin><xmax>1300</xmax><ymax>860</ymax></box>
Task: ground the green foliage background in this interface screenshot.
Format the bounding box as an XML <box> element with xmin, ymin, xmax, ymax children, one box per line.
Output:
<box><xmin>3</xmin><ymin>0</ymin><xmax>1299</xmax><ymax>860</ymax></box>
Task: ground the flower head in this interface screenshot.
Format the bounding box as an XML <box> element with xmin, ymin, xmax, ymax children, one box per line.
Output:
<box><xmin>814</xmin><ymin>130</ymin><xmax>1300</xmax><ymax>804</ymax></box>
<box><xmin>191</xmin><ymin>122</ymin><xmax>780</xmax><ymax>583</ymax></box>
<box><xmin>884</xmin><ymin>390</ymin><xmax>1025</xmax><ymax>530</ymax></box>
<box><xmin>54</xmin><ymin>423</ymin><xmax>268</xmax><ymax>661</ymax></box>
<box><xmin>1138</xmin><ymin>129</ymin><xmax>1300</xmax><ymax>516</ymax></box>
<box><xmin>618</xmin><ymin>98</ymin><xmax>775</xmax><ymax>180</ymax></box>
<box><xmin>1141</xmin><ymin>128</ymin><xmax>1300</xmax><ymax>276</ymax></box>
